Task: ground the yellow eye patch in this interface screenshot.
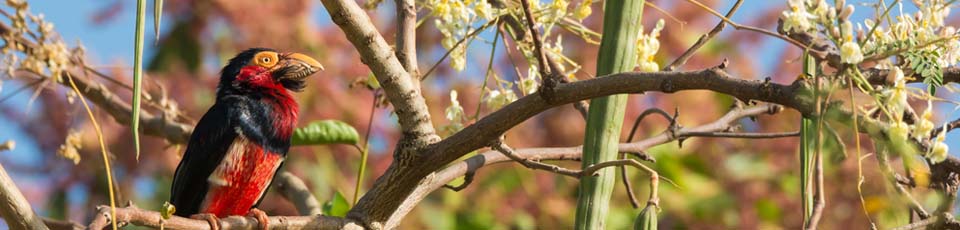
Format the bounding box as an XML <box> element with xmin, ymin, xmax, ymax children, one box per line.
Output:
<box><xmin>252</xmin><ymin>51</ymin><xmax>279</xmax><ymax>68</ymax></box>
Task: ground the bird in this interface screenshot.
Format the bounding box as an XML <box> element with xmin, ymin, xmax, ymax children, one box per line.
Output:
<box><xmin>169</xmin><ymin>48</ymin><xmax>322</xmax><ymax>229</ymax></box>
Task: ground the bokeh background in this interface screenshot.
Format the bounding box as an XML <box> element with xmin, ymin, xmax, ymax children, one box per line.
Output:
<box><xmin>0</xmin><ymin>0</ymin><xmax>958</xmax><ymax>229</ymax></box>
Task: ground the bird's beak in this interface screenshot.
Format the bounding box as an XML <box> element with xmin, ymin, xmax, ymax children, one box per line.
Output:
<box><xmin>275</xmin><ymin>52</ymin><xmax>324</xmax><ymax>81</ymax></box>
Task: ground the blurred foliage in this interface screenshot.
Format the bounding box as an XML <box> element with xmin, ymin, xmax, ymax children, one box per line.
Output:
<box><xmin>0</xmin><ymin>0</ymin><xmax>956</xmax><ymax>229</ymax></box>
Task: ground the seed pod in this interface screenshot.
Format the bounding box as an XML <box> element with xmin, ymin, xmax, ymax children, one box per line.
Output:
<box><xmin>634</xmin><ymin>204</ymin><xmax>658</xmax><ymax>230</ymax></box>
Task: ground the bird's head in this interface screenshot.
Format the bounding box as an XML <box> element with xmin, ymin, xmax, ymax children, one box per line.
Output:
<box><xmin>219</xmin><ymin>48</ymin><xmax>324</xmax><ymax>93</ymax></box>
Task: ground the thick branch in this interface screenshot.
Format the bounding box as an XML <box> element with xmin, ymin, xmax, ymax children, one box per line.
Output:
<box><xmin>321</xmin><ymin>0</ymin><xmax>438</xmax><ymax>144</ymax></box>
<box><xmin>0</xmin><ymin>162</ymin><xmax>49</xmax><ymax>230</ymax></box>
<box><xmin>87</xmin><ymin>205</ymin><xmax>360</xmax><ymax>230</ymax></box>
<box><xmin>385</xmin><ymin>104</ymin><xmax>783</xmax><ymax>226</ymax></box>
<box><xmin>359</xmin><ymin>64</ymin><xmax>803</xmax><ymax>228</ymax></box>
<box><xmin>431</xmin><ymin>67</ymin><xmax>804</xmax><ymax>166</ymax></box>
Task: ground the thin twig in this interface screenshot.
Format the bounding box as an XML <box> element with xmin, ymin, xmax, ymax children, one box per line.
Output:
<box><xmin>664</xmin><ymin>0</ymin><xmax>743</xmax><ymax>71</ymax></box>
<box><xmin>420</xmin><ymin>20</ymin><xmax>498</xmax><ymax>81</ymax></box>
<box><xmin>682</xmin><ymin>0</ymin><xmax>822</xmax><ymax>57</ymax></box>
<box><xmin>876</xmin><ymin>147</ymin><xmax>931</xmax><ymax>219</ymax></box>
<box><xmin>620</xmin><ymin>152</ymin><xmax>642</xmax><ymax>208</ymax></box>
<box><xmin>931</xmin><ymin>117</ymin><xmax>960</xmax><ymax>138</ymax></box>
<box><xmin>806</xmin><ymin>140</ymin><xmax>826</xmax><ymax>229</ymax></box>
<box><xmin>0</xmin><ymin>77</ymin><xmax>44</xmax><ymax>104</ymax></box>
<box><xmin>891</xmin><ymin>212</ymin><xmax>960</xmax><ymax>230</ymax></box>
<box><xmin>680</xmin><ymin>131</ymin><xmax>799</xmax><ymax>138</ymax></box>
<box><xmin>621</xmin><ymin>107</ymin><xmax>675</xmax><ymax>208</ymax></box>
<box><xmin>474</xmin><ymin>21</ymin><xmax>501</xmax><ymax>121</ymax></box>
<box><xmin>353</xmin><ymin>90</ymin><xmax>379</xmax><ymax>205</ymax></box>
<box><xmin>518</xmin><ymin>0</ymin><xmax>551</xmax><ymax>76</ymax></box>
<box><xmin>492</xmin><ymin>140</ymin><xmax>661</xmax><ymax>204</ymax></box>
<box><xmin>492</xmin><ymin>139</ymin><xmax>581</xmax><ymax>177</ymax></box>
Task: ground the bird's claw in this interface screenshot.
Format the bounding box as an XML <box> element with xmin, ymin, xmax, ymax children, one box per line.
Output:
<box><xmin>189</xmin><ymin>213</ymin><xmax>221</xmax><ymax>230</ymax></box>
<box><xmin>247</xmin><ymin>208</ymin><xmax>269</xmax><ymax>230</ymax></box>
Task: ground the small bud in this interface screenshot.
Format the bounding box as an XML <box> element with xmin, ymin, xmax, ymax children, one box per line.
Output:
<box><xmin>0</xmin><ymin>140</ymin><xmax>14</xmax><ymax>151</ymax></box>
<box><xmin>886</xmin><ymin>67</ymin><xmax>904</xmax><ymax>85</ymax></box>
<box><xmin>839</xmin><ymin>4</ymin><xmax>855</xmax><ymax>21</ymax></box>
<box><xmin>161</xmin><ymin>202</ymin><xmax>176</xmax><ymax>219</ymax></box>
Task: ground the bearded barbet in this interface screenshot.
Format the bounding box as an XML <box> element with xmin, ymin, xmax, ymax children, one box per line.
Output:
<box><xmin>169</xmin><ymin>48</ymin><xmax>322</xmax><ymax>229</ymax></box>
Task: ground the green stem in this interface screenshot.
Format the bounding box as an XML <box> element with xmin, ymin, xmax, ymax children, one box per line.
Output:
<box><xmin>352</xmin><ymin>144</ymin><xmax>369</xmax><ymax>205</ymax></box>
<box><xmin>474</xmin><ymin>23</ymin><xmax>500</xmax><ymax>121</ymax></box>
<box><xmin>353</xmin><ymin>91</ymin><xmax>378</xmax><ymax>205</ymax></box>
<box><xmin>800</xmin><ymin>52</ymin><xmax>818</xmax><ymax>226</ymax></box>
<box><xmin>575</xmin><ymin>0</ymin><xmax>644</xmax><ymax>229</ymax></box>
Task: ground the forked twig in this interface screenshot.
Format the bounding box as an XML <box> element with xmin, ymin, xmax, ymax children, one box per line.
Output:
<box><xmin>665</xmin><ymin>0</ymin><xmax>744</xmax><ymax>71</ymax></box>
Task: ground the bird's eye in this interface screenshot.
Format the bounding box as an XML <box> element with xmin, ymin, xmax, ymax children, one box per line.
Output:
<box><xmin>253</xmin><ymin>51</ymin><xmax>279</xmax><ymax>67</ymax></box>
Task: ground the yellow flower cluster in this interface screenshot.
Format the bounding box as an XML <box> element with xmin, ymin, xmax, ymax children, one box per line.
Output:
<box><xmin>635</xmin><ymin>19</ymin><xmax>664</xmax><ymax>72</ymax></box>
<box><xmin>429</xmin><ymin>0</ymin><xmax>503</xmax><ymax>72</ymax></box>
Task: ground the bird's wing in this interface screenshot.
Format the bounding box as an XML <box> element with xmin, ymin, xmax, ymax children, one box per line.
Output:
<box><xmin>170</xmin><ymin>101</ymin><xmax>238</xmax><ymax>216</ymax></box>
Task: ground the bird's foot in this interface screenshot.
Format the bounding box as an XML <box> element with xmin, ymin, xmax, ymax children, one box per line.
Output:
<box><xmin>189</xmin><ymin>213</ymin><xmax>222</xmax><ymax>230</ymax></box>
<box><xmin>247</xmin><ymin>208</ymin><xmax>269</xmax><ymax>230</ymax></box>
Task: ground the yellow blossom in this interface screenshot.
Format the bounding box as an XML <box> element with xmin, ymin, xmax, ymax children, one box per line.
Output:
<box><xmin>929</xmin><ymin>134</ymin><xmax>949</xmax><ymax>163</ymax></box>
<box><xmin>574</xmin><ymin>0</ymin><xmax>593</xmax><ymax>20</ymax></box>
<box><xmin>840</xmin><ymin>41</ymin><xmax>863</xmax><ymax>64</ymax></box>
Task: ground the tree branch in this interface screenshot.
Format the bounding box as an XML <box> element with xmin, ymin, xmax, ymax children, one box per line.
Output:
<box><xmin>274</xmin><ymin>172</ymin><xmax>323</xmax><ymax>216</ymax></box>
<box><xmin>87</xmin><ymin>205</ymin><xmax>361</xmax><ymax>230</ymax></box>
<box><xmin>891</xmin><ymin>212</ymin><xmax>960</xmax><ymax>230</ymax></box>
<box><xmin>384</xmin><ymin>104</ymin><xmax>784</xmax><ymax>226</ymax></box>
<box><xmin>0</xmin><ymin>162</ymin><xmax>50</xmax><ymax>230</ymax></box>
<box><xmin>394</xmin><ymin>0</ymin><xmax>418</xmax><ymax>78</ymax></box>
<box><xmin>43</xmin><ymin>217</ymin><xmax>83</xmax><ymax>230</ymax></box>
<box><xmin>360</xmin><ymin>63</ymin><xmax>805</xmax><ymax>228</ymax></box>
<box><xmin>321</xmin><ymin>0</ymin><xmax>439</xmax><ymax>146</ymax></box>
<box><xmin>320</xmin><ymin>0</ymin><xmax>443</xmax><ymax>227</ymax></box>
<box><xmin>0</xmin><ymin>22</ymin><xmax>194</xmax><ymax>144</ymax></box>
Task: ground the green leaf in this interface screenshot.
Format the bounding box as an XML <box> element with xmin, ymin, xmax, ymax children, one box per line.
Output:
<box><xmin>322</xmin><ymin>191</ymin><xmax>350</xmax><ymax>217</ymax></box>
<box><xmin>132</xmin><ymin>0</ymin><xmax>147</xmax><ymax>161</ymax></box>
<box><xmin>291</xmin><ymin>120</ymin><xmax>360</xmax><ymax>146</ymax></box>
<box><xmin>153</xmin><ymin>0</ymin><xmax>162</xmax><ymax>44</ymax></box>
